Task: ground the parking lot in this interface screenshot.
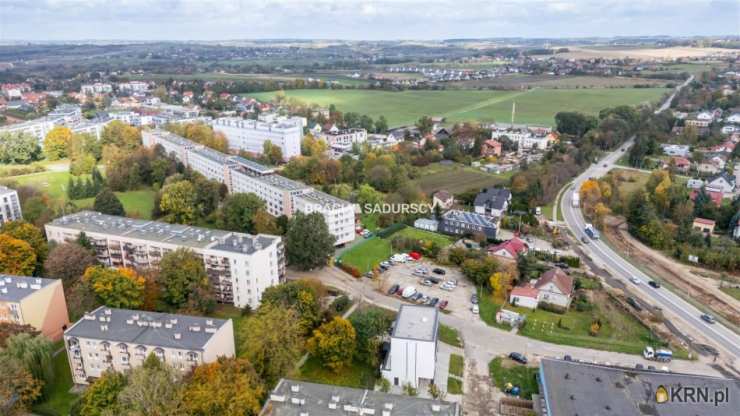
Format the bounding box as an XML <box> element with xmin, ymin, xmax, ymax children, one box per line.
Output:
<box><xmin>377</xmin><ymin>258</ymin><xmax>476</xmax><ymax>317</ymax></box>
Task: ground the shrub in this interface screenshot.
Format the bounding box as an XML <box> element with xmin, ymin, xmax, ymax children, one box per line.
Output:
<box><xmin>330</xmin><ymin>295</ymin><xmax>351</xmax><ymax>314</ymax></box>
<box><xmin>338</xmin><ymin>262</ymin><xmax>361</xmax><ymax>278</ymax></box>
<box><xmin>538</xmin><ymin>302</ymin><xmax>568</xmax><ymax>314</ymax></box>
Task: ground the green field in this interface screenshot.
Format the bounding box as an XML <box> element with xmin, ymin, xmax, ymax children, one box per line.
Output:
<box><xmin>75</xmin><ymin>190</ymin><xmax>157</xmax><ymax>219</ymax></box>
<box><xmin>412</xmin><ymin>163</ymin><xmax>513</xmax><ymax>195</ymax></box>
<box><xmin>721</xmin><ymin>287</ymin><xmax>740</xmax><ymax>301</ymax></box>
<box><xmin>488</xmin><ymin>357</ymin><xmax>539</xmax><ymax>399</ymax></box>
<box><xmin>438</xmin><ymin>324</ymin><xmax>463</xmax><ymax>348</ymax></box>
<box><xmin>248</xmin><ymin>87</ymin><xmax>669</xmax><ymax>127</ymax></box>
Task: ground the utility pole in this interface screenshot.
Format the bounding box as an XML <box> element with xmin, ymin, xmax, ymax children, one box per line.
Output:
<box><xmin>511</xmin><ymin>101</ymin><xmax>516</xmax><ymax>127</ymax></box>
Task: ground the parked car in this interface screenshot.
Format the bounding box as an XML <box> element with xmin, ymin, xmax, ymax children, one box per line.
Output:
<box><xmin>401</xmin><ymin>286</ymin><xmax>417</xmax><ymax>298</ymax></box>
<box><xmin>555</xmin><ymin>262</ymin><xmax>569</xmax><ymax>269</ymax></box>
<box><xmin>380</xmin><ymin>261</ymin><xmax>391</xmax><ymax>268</ymax></box>
<box><xmin>420</xmin><ymin>295</ymin><xmax>431</xmax><ymax>305</ymax></box>
<box><xmin>581</xmin><ymin>236</ymin><xmax>590</xmax><ymax>244</ymax></box>
<box><xmin>509</xmin><ymin>352</ymin><xmax>528</xmax><ymax>364</ymax></box>
<box><xmin>438</xmin><ymin>300</ymin><xmax>448</xmax><ymax>310</ymax></box>
<box><xmin>648</xmin><ymin>365</ymin><xmax>656</xmax><ymax>370</ymax></box>
<box><xmin>626</xmin><ymin>297</ymin><xmax>642</xmax><ymax>311</ymax></box>
<box><xmin>430</xmin><ymin>297</ymin><xmax>439</xmax><ymax>307</ymax></box>
<box><xmin>387</xmin><ymin>284</ymin><xmax>399</xmax><ymax>295</ymax></box>
<box><xmin>432</xmin><ymin>268</ymin><xmax>446</xmax><ymax>275</ymax></box>
<box><xmin>635</xmin><ymin>364</ymin><xmax>644</xmax><ymax>370</ymax></box>
<box><xmin>440</xmin><ymin>283</ymin><xmax>454</xmax><ymax>291</ymax></box>
<box><xmin>701</xmin><ymin>314</ymin><xmax>716</xmax><ymax>324</ymax></box>
<box><xmin>395</xmin><ymin>286</ymin><xmax>404</xmax><ymax>296</ymax></box>
<box><xmin>648</xmin><ymin>280</ymin><xmax>661</xmax><ymax>288</ymax></box>
<box><xmin>408</xmin><ymin>251</ymin><xmax>421</xmax><ymax>260</ymax></box>
<box><xmin>421</xmin><ymin>279</ymin><xmax>433</xmax><ymax>287</ymax></box>
<box><xmin>471</xmin><ymin>294</ymin><xmax>479</xmax><ymax>304</ymax></box>
<box><xmin>427</xmin><ymin>276</ymin><xmax>442</xmax><ymax>284</ymax></box>
<box><xmin>446</xmin><ymin>279</ymin><xmax>458</xmax><ymax>286</ymax></box>
<box><xmin>471</xmin><ymin>304</ymin><xmax>479</xmax><ymax>314</ymax></box>
<box><xmin>364</xmin><ymin>271</ymin><xmax>374</xmax><ymax>279</ymax></box>
<box><xmin>563</xmin><ymin>355</ymin><xmax>572</xmax><ymax>362</ymax></box>
<box><xmin>411</xmin><ymin>292</ymin><xmax>424</xmax><ymax>302</ymax></box>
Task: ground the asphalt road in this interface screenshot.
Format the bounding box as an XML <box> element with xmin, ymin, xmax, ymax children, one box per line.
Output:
<box><xmin>560</xmin><ymin>144</ymin><xmax>740</xmax><ymax>361</ymax></box>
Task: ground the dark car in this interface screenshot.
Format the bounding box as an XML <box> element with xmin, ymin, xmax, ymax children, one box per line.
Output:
<box><xmin>648</xmin><ymin>365</ymin><xmax>656</xmax><ymax>370</ymax></box>
<box><xmin>648</xmin><ymin>280</ymin><xmax>661</xmax><ymax>288</ymax></box>
<box><xmin>432</xmin><ymin>268</ymin><xmax>446</xmax><ymax>275</ymax></box>
<box><xmin>471</xmin><ymin>294</ymin><xmax>479</xmax><ymax>304</ymax></box>
<box><xmin>701</xmin><ymin>314</ymin><xmax>716</xmax><ymax>324</ymax></box>
<box><xmin>554</xmin><ymin>262</ymin><xmax>570</xmax><ymax>269</ymax></box>
<box><xmin>387</xmin><ymin>284</ymin><xmax>399</xmax><ymax>295</ymax></box>
<box><xmin>581</xmin><ymin>236</ymin><xmax>590</xmax><ymax>244</ymax></box>
<box><xmin>430</xmin><ymin>297</ymin><xmax>439</xmax><ymax>307</ymax></box>
<box><xmin>626</xmin><ymin>297</ymin><xmax>642</xmax><ymax>311</ymax></box>
<box><xmin>563</xmin><ymin>355</ymin><xmax>572</xmax><ymax>362</ymax></box>
<box><xmin>364</xmin><ymin>271</ymin><xmax>374</xmax><ymax>279</ymax></box>
<box><xmin>509</xmin><ymin>352</ymin><xmax>528</xmax><ymax>364</ymax></box>
<box><xmin>438</xmin><ymin>300</ymin><xmax>449</xmax><ymax>310</ymax></box>
<box><xmin>635</xmin><ymin>363</ymin><xmax>644</xmax><ymax>370</ymax></box>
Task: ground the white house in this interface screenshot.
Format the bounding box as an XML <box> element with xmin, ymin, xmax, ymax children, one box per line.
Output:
<box><xmin>432</xmin><ymin>190</ymin><xmax>454</xmax><ymax>210</ymax></box>
<box><xmin>414</xmin><ymin>218</ymin><xmax>439</xmax><ymax>232</ymax></box>
<box><xmin>509</xmin><ymin>285</ymin><xmax>539</xmax><ymax>309</ymax></box>
<box><xmin>706</xmin><ymin>172</ymin><xmax>736</xmax><ymax>194</ymax></box>
<box><xmin>660</xmin><ymin>144</ymin><xmax>690</xmax><ymax>157</ymax></box>
<box><xmin>381</xmin><ymin>305</ymin><xmax>438</xmax><ymax>389</ymax></box>
<box><xmin>727</xmin><ymin>113</ymin><xmax>740</xmax><ymax>124</ymax></box>
<box><xmin>535</xmin><ymin>268</ymin><xmax>575</xmax><ymax>309</ymax></box>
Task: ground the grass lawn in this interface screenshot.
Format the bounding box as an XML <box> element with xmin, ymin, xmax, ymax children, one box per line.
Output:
<box><xmin>338</xmin><ymin>237</ymin><xmax>392</xmax><ymax>274</ymax></box>
<box><xmin>449</xmin><ymin>354</ymin><xmax>464</xmax><ymax>378</ymax></box>
<box><xmin>720</xmin><ymin>287</ymin><xmax>740</xmax><ymax>301</ymax></box>
<box><xmin>74</xmin><ymin>189</ymin><xmax>157</xmax><ymax>219</ymax></box>
<box><xmin>210</xmin><ymin>305</ymin><xmax>248</xmax><ymax>355</ymax></box>
<box><xmin>610</xmin><ymin>168</ymin><xmax>650</xmax><ymax>196</ymax></box>
<box><xmin>447</xmin><ymin>377</ymin><xmax>463</xmax><ymax>395</ymax></box>
<box><xmin>249</xmin><ymin>88</ymin><xmax>668</xmax><ymax>127</ymax></box>
<box><xmin>412</xmin><ymin>163</ymin><xmax>512</xmax><ymax>195</ymax></box>
<box><xmin>298</xmin><ymin>356</ymin><xmax>377</xmax><ymax>389</ymax></box>
<box><xmin>438</xmin><ymin>324</ymin><xmax>463</xmax><ymax>348</ymax></box>
<box><xmin>32</xmin><ymin>351</ymin><xmax>78</xmax><ymax>416</ymax></box>
<box><xmin>488</xmin><ymin>357</ymin><xmax>539</xmax><ymax>399</ymax></box>
<box><xmin>394</xmin><ymin>227</ymin><xmax>454</xmax><ymax>247</ymax></box>
<box><xmin>9</xmin><ymin>170</ymin><xmax>76</xmax><ymax>199</ymax></box>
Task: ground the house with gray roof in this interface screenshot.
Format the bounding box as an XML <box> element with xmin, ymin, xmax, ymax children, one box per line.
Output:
<box><xmin>474</xmin><ymin>187</ymin><xmax>512</xmax><ymax>217</ymax></box>
<box><xmin>64</xmin><ymin>306</ymin><xmax>234</xmax><ymax>384</ymax></box>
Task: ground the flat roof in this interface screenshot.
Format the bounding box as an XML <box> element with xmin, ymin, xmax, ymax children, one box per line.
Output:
<box><xmin>65</xmin><ymin>306</ymin><xmax>229</xmax><ymax>351</ymax></box>
<box><xmin>539</xmin><ymin>358</ymin><xmax>740</xmax><ymax>416</ymax></box>
<box><xmin>262</xmin><ymin>379</ymin><xmax>459</xmax><ymax>416</ymax></box>
<box><xmin>256</xmin><ymin>174</ymin><xmax>309</xmax><ymax>192</ymax></box>
<box><xmin>294</xmin><ymin>189</ymin><xmax>352</xmax><ymax>207</ymax></box>
<box><xmin>0</xmin><ymin>275</ymin><xmax>58</xmax><ymax>302</ymax></box>
<box><xmin>47</xmin><ymin>211</ymin><xmax>278</xmax><ymax>255</ymax></box>
<box><xmin>392</xmin><ymin>305</ymin><xmax>439</xmax><ymax>342</ymax></box>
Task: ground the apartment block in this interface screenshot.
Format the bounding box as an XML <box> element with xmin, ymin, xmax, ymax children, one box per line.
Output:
<box><xmin>142</xmin><ymin>129</ymin><xmax>355</xmax><ymax>245</ymax></box>
<box><xmin>45</xmin><ymin>211</ymin><xmax>285</xmax><ymax>309</ymax></box>
<box><xmin>0</xmin><ymin>275</ymin><xmax>70</xmax><ymax>341</ymax></box>
<box><xmin>0</xmin><ymin>185</ymin><xmax>22</xmax><ymax>225</ymax></box>
<box><xmin>64</xmin><ymin>306</ymin><xmax>234</xmax><ymax>384</ymax></box>
<box><xmin>381</xmin><ymin>305</ymin><xmax>439</xmax><ymax>389</ymax></box>
<box><xmin>318</xmin><ymin>126</ymin><xmax>368</xmax><ymax>153</ymax></box>
<box><xmin>490</xmin><ymin>124</ymin><xmax>556</xmax><ymax>150</ymax></box>
<box><xmin>211</xmin><ymin>116</ymin><xmax>303</xmax><ymax>159</ymax></box>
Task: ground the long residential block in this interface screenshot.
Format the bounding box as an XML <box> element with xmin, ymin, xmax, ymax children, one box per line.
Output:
<box><xmin>65</xmin><ymin>306</ymin><xmax>234</xmax><ymax>384</ymax></box>
<box><xmin>143</xmin><ymin>129</ymin><xmax>355</xmax><ymax>245</ymax></box>
<box><xmin>211</xmin><ymin>116</ymin><xmax>303</xmax><ymax>159</ymax></box>
<box><xmin>0</xmin><ymin>275</ymin><xmax>70</xmax><ymax>341</ymax></box>
<box><xmin>45</xmin><ymin>211</ymin><xmax>285</xmax><ymax>309</ymax></box>
<box><xmin>0</xmin><ymin>185</ymin><xmax>23</xmax><ymax>225</ymax></box>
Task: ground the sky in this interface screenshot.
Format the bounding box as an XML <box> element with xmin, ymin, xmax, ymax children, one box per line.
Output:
<box><xmin>0</xmin><ymin>0</ymin><xmax>738</xmax><ymax>41</ymax></box>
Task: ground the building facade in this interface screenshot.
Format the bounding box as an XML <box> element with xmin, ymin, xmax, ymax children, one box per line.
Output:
<box><xmin>381</xmin><ymin>305</ymin><xmax>439</xmax><ymax>389</ymax></box>
<box><xmin>0</xmin><ymin>275</ymin><xmax>69</xmax><ymax>341</ymax></box>
<box><xmin>0</xmin><ymin>185</ymin><xmax>22</xmax><ymax>225</ymax></box>
<box><xmin>439</xmin><ymin>210</ymin><xmax>498</xmax><ymax>239</ymax></box>
<box><xmin>211</xmin><ymin>116</ymin><xmax>303</xmax><ymax>160</ymax></box>
<box><xmin>45</xmin><ymin>211</ymin><xmax>284</xmax><ymax>309</ymax></box>
<box><xmin>64</xmin><ymin>306</ymin><xmax>234</xmax><ymax>384</ymax></box>
<box><xmin>318</xmin><ymin>126</ymin><xmax>368</xmax><ymax>153</ymax></box>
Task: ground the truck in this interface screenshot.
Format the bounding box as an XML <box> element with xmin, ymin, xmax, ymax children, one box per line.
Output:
<box><xmin>584</xmin><ymin>223</ymin><xmax>600</xmax><ymax>240</ymax></box>
<box><xmin>643</xmin><ymin>346</ymin><xmax>673</xmax><ymax>362</ymax></box>
<box><xmin>571</xmin><ymin>192</ymin><xmax>580</xmax><ymax>208</ymax></box>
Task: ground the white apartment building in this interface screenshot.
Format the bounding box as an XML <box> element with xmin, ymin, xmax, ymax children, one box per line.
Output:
<box><xmin>45</xmin><ymin>211</ymin><xmax>285</xmax><ymax>309</ymax></box>
<box><xmin>490</xmin><ymin>125</ymin><xmax>556</xmax><ymax>150</ymax></box>
<box><xmin>108</xmin><ymin>111</ymin><xmax>155</xmax><ymax>127</ymax></box>
<box><xmin>48</xmin><ymin>104</ymin><xmax>83</xmax><ymax>124</ymax></box>
<box><xmin>143</xmin><ymin>129</ymin><xmax>355</xmax><ymax>245</ymax></box>
<box><xmin>64</xmin><ymin>306</ymin><xmax>235</xmax><ymax>384</ymax></box>
<box><xmin>0</xmin><ymin>104</ymin><xmax>87</xmax><ymax>142</ymax></box>
<box><xmin>0</xmin><ymin>186</ymin><xmax>22</xmax><ymax>225</ymax></box>
<box><xmin>211</xmin><ymin>116</ymin><xmax>303</xmax><ymax>160</ymax></box>
<box><xmin>318</xmin><ymin>126</ymin><xmax>368</xmax><ymax>153</ymax></box>
<box><xmin>0</xmin><ymin>118</ymin><xmax>57</xmax><ymax>142</ymax></box>
<box><xmin>381</xmin><ymin>305</ymin><xmax>439</xmax><ymax>389</ymax></box>
<box><xmin>80</xmin><ymin>83</ymin><xmax>113</xmax><ymax>95</ymax></box>
<box><xmin>117</xmin><ymin>81</ymin><xmax>149</xmax><ymax>93</ymax></box>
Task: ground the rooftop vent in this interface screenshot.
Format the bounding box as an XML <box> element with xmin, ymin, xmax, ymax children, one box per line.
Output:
<box><xmin>126</xmin><ymin>319</ymin><xmax>134</xmax><ymax>325</ymax></box>
<box><xmin>30</xmin><ymin>284</ymin><xmax>41</xmax><ymax>290</ymax></box>
<box><xmin>100</xmin><ymin>325</ymin><xmax>108</xmax><ymax>331</ymax></box>
<box><xmin>290</xmin><ymin>397</ymin><xmax>305</xmax><ymax>405</ymax></box>
<box><xmin>432</xmin><ymin>404</ymin><xmax>441</xmax><ymax>412</ymax></box>
<box><xmin>384</xmin><ymin>403</ymin><xmax>393</xmax><ymax>410</ymax></box>
<box><xmin>174</xmin><ymin>333</ymin><xmax>181</xmax><ymax>340</ymax></box>
<box><xmin>290</xmin><ymin>385</ymin><xmax>300</xmax><ymax>393</ymax></box>
<box><xmin>329</xmin><ymin>403</ymin><xmax>338</xmax><ymax>410</ymax></box>
<box><xmin>190</xmin><ymin>326</ymin><xmax>201</xmax><ymax>332</ymax></box>
<box><xmin>165</xmin><ymin>323</ymin><xmax>172</xmax><ymax>329</ymax></box>
<box><xmin>332</xmin><ymin>395</ymin><xmax>340</xmax><ymax>402</ymax></box>
<box><xmin>1</xmin><ymin>288</ymin><xmax>7</xmax><ymax>294</ymax></box>
<box><xmin>270</xmin><ymin>394</ymin><xmax>286</xmax><ymax>403</ymax></box>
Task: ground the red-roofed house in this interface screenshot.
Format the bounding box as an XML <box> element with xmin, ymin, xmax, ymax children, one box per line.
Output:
<box><xmin>534</xmin><ymin>267</ymin><xmax>575</xmax><ymax>309</ymax></box>
<box><xmin>481</xmin><ymin>139</ymin><xmax>502</xmax><ymax>157</ymax></box>
<box><xmin>668</xmin><ymin>156</ymin><xmax>691</xmax><ymax>173</ymax></box>
<box><xmin>690</xmin><ymin>189</ymin><xmax>723</xmax><ymax>207</ymax></box>
<box><xmin>693</xmin><ymin>218</ymin><xmax>716</xmax><ymax>234</ymax></box>
<box><xmin>509</xmin><ymin>285</ymin><xmax>539</xmax><ymax>309</ymax></box>
<box><xmin>488</xmin><ymin>238</ymin><xmax>528</xmax><ymax>260</ymax></box>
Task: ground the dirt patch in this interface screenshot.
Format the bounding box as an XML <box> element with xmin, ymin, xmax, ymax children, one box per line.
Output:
<box><xmin>556</xmin><ymin>46</ymin><xmax>734</xmax><ymax>60</ymax></box>
<box><xmin>603</xmin><ymin>216</ymin><xmax>740</xmax><ymax>328</ymax></box>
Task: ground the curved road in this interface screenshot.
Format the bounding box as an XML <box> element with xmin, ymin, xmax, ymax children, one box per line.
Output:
<box><xmin>558</xmin><ymin>75</ymin><xmax>740</xmax><ymax>361</ymax></box>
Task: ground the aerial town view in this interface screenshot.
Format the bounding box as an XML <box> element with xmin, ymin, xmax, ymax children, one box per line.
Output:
<box><xmin>0</xmin><ymin>1</ymin><xmax>739</xmax><ymax>415</ymax></box>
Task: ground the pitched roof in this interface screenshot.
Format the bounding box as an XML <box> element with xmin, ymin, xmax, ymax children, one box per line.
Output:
<box><xmin>474</xmin><ymin>187</ymin><xmax>511</xmax><ymax>210</ymax></box>
<box><xmin>488</xmin><ymin>238</ymin><xmax>527</xmax><ymax>257</ymax></box>
<box><xmin>510</xmin><ymin>284</ymin><xmax>539</xmax><ymax>299</ymax></box>
<box><xmin>433</xmin><ymin>190</ymin><xmax>452</xmax><ymax>202</ymax></box>
<box><xmin>693</xmin><ymin>217</ymin><xmax>716</xmax><ymax>226</ymax></box>
<box><xmin>535</xmin><ymin>268</ymin><xmax>574</xmax><ymax>296</ymax></box>
<box><xmin>689</xmin><ymin>189</ymin><xmax>723</xmax><ymax>207</ymax></box>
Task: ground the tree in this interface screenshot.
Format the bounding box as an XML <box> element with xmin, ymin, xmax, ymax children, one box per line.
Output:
<box><xmin>301</xmin><ymin>134</ymin><xmax>328</xmax><ymax>157</ymax></box>
<box><xmin>240</xmin><ymin>304</ymin><xmax>302</xmax><ymax>385</ymax></box>
<box><xmin>1</xmin><ymin>333</ymin><xmax>55</xmax><ymax>394</ymax></box>
<box><xmin>182</xmin><ymin>357</ymin><xmax>265</xmax><ymax>416</ymax></box>
<box><xmin>83</xmin><ymin>266</ymin><xmax>146</xmax><ymax>309</ymax></box>
<box><xmin>159</xmin><ymin>180</ymin><xmax>197</xmax><ymax>224</ymax></box>
<box><xmin>43</xmin><ymin>126</ymin><xmax>73</xmax><ymax>160</ymax></box>
<box><xmin>489</xmin><ymin>272</ymin><xmax>511</xmax><ymax>301</ymax></box>
<box><xmin>285</xmin><ymin>212</ymin><xmax>336</xmax><ymax>270</ymax></box>
<box><xmin>262</xmin><ymin>140</ymin><xmax>283</xmax><ymax>164</ymax></box>
<box><xmin>554</xmin><ymin>112</ymin><xmax>597</xmax><ymax>137</ymax></box>
<box><xmin>0</xmin><ymin>322</ymin><xmax>38</xmax><ymax>348</ymax></box>
<box><xmin>76</xmin><ymin>371</ymin><xmax>126</xmax><ymax>416</ymax></box>
<box><xmin>70</xmin><ymin>153</ymin><xmax>97</xmax><ymax>176</ymax></box>
<box><xmin>461</xmin><ymin>257</ymin><xmax>499</xmax><ymax>288</ymax></box>
<box><xmin>43</xmin><ymin>242</ymin><xmax>97</xmax><ymax>286</ymax></box>
<box><xmin>357</xmin><ymin>183</ymin><xmax>383</xmax><ymax>208</ymax></box>
<box><xmin>0</xmin><ymin>354</ymin><xmax>43</xmax><ymax>414</ymax></box>
<box><xmin>1</xmin><ymin>220</ymin><xmax>48</xmax><ymax>272</ymax></box>
<box><xmin>0</xmin><ymin>234</ymin><xmax>36</xmax><ymax>275</ymax></box>
<box><xmin>116</xmin><ymin>355</ymin><xmax>184</xmax><ymax>416</ymax></box>
<box><xmin>93</xmin><ymin>188</ymin><xmax>126</xmax><ymax>216</ymax></box>
<box><xmin>158</xmin><ymin>248</ymin><xmax>213</xmax><ymax>312</ymax></box>
<box><xmin>261</xmin><ymin>280</ymin><xmax>323</xmax><ymax>334</ymax></box>
<box><xmin>349</xmin><ymin>308</ymin><xmax>392</xmax><ymax>367</ymax></box>
<box><xmin>0</xmin><ymin>132</ymin><xmax>42</xmax><ymax>164</ymax></box>
<box><xmin>101</xmin><ymin>120</ymin><xmax>142</xmax><ymax>150</ymax></box>
<box><xmin>253</xmin><ymin>209</ymin><xmax>281</xmax><ymax>235</ymax></box>
<box><xmin>374</xmin><ymin>115</ymin><xmax>389</xmax><ymax>133</ymax></box>
<box><xmin>415</xmin><ymin>116</ymin><xmax>434</xmax><ymax>136</ymax></box>
<box><xmin>217</xmin><ymin>193</ymin><xmax>265</xmax><ymax>233</ymax></box>
<box><xmin>307</xmin><ymin>316</ymin><xmax>356</xmax><ymax>373</ymax></box>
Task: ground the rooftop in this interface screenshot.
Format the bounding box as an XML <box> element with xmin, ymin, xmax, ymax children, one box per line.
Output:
<box><xmin>0</xmin><ymin>185</ymin><xmax>18</xmax><ymax>195</ymax></box>
<box><xmin>262</xmin><ymin>379</ymin><xmax>460</xmax><ymax>416</ymax></box>
<box><xmin>65</xmin><ymin>306</ymin><xmax>229</xmax><ymax>351</ymax></box>
<box><xmin>0</xmin><ymin>275</ymin><xmax>58</xmax><ymax>302</ymax></box>
<box><xmin>442</xmin><ymin>209</ymin><xmax>498</xmax><ymax>228</ymax></box>
<box><xmin>392</xmin><ymin>305</ymin><xmax>439</xmax><ymax>342</ymax></box>
<box><xmin>539</xmin><ymin>358</ymin><xmax>740</xmax><ymax>416</ymax></box>
<box><xmin>47</xmin><ymin>211</ymin><xmax>278</xmax><ymax>255</ymax></box>
<box><xmin>295</xmin><ymin>189</ymin><xmax>352</xmax><ymax>207</ymax></box>
<box><xmin>474</xmin><ymin>187</ymin><xmax>511</xmax><ymax>210</ymax></box>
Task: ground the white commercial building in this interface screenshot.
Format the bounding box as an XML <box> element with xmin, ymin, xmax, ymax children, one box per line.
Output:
<box><xmin>64</xmin><ymin>306</ymin><xmax>234</xmax><ymax>384</ymax></box>
<box><xmin>117</xmin><ymin>81</ymin><xmax>149</xmax><ymax>93</ymax></box>
<box><xmin>142</xmin><ymin>130</ymin><xmax>355</xmax><ymax>245</ymax></box>
<box><xmin>81</xmin><ymin>83</ymin><xmax>113</xmax><ymax>95</ymax></box>
<box><xmin>0</xmin><ymin>185</ymin><xmax>22</xmax><ymax>225</ymax></box>
<box><xmin>381</xmin><ymin>305</ymin><xmax>439</xmax><ymax>389</ymax></box>
<box><xmin>490</xmin><ymin>125</ymin><xmax>556</xmax><ymax>150</ymax></box>
<box><xmin>45</xmin><ymin>211</ymin><xmax>285</xmax><ymax>309</ymax></box>
<box><xmin>211</xmin><ymin>116</ymin><xmax>303</xmax><ymax>160</ymax></box>
<box><xmin>318</xmin><ymin>126</ymin><xmax>368</xmax><ymax>153</ymax></box>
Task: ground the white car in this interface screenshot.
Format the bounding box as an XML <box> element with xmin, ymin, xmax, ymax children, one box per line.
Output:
<box><xmin>630</xmin><ymin>277</ymin><xmax>641</xmax><ymax>284</ymax></box>
<box><xmin>401</xmin><ymin>286</ymin><xmax>417</xmax><ymax>298</ymax></box>
<box><xmin>471</xmin><ymin>304</ymin><xmax>480</xmax><ymax>314</ymax></box>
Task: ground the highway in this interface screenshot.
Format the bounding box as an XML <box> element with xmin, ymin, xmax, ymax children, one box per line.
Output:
<box><xmin>558</xmin><ymin>75</ymin><xmax>740</xmax><ymax>360</ymax></box>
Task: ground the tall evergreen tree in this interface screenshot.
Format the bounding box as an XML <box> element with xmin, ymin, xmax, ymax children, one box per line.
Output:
<box><xmin>93</xmin><ymin>188</ymin><xmax>126</xmax><ymax>216</ymax></box>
